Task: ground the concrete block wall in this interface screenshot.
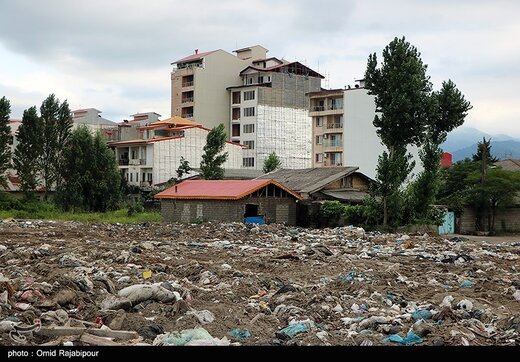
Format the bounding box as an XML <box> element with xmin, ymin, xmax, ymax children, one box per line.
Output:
<box><xmin>459</xmin><ymin>206</ymin><xmax>520</xmax><ymax>233</ymax></box>
<box><xmin>160</xmin><ymin>197</ymin><xmax>297</xmax><ymax>225</ymax></box>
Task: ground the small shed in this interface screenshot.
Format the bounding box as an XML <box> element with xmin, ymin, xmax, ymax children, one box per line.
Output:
<box><xmin>154</xmin><ymin>179</ymin><xmax>303</xmax><ymax>225</ymax></box>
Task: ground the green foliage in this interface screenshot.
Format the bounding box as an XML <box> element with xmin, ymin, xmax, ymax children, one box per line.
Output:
<box><xmin>56</xmin><ymin>126</ymin><xmax>121</xmax><ymax>212</ymax></box>
<box><xmin>0</xmin><ymin>97</ymin><xmax>11</xmax><ymax>187</ymax></box>
<box><xmin>0</xmin><ymin>191</ymin><xmax>22</xmax><ymax>210</ymax></box>
<box><xmin>319</xmin><ymin>200</ymin><xmax>345</xmax><ymax>219</ymax></box>
<box><xmin>472</xmin><ymin>137</ymin><xmax>498</xmax><ymax>163</ymax></box>
<box><xmin>13</xmin><ymin>106</ymin><xmax>43</xmax><ymax>196</ymax></box>
<box><xmin>127</xmin><ymin>201</ymin><xmax>145</xmax><ymax>217</ymax></box>
<box><xmin>200</xmin><ymin>124</ymin><xmax>228</xmax><ymax>180</ymax></box>
<box><xmin>177</xmin><ymin>156</ymin><xmax>192</xmax><ymax>179</ymax></box>
<box><xmin>39</xmin><ymin>94</ymin><xmax>72</xmax><ymax>197</ymax></box>
<box><xmin>263</xmin><ymin>152</ymin><xmax>282</xmax><ymax>173</ymax></box>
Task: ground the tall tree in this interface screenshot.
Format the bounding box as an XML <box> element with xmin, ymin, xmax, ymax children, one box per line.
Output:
<box><xmin>57</xmin><ymin>126</ymin><xmax>121</xmax><ymax>212</ymax></box>
<box><xmin>365</xmin><ymin>36</ymin><xmax>431</xmax><ymax>226</ymax></box>
<box><xmin>472</xmin><ymin>137</ymin><xmax>498</xmax><ymax>163</ymax></box>
<box><xmin>13</xmin><ymin>107</ymin><xmax>43</xmax><ymax>197</ymax></box>
<box><xmin>200</xmin><ymin>124</ymin><xmax>228</xmax><ymax>180</ymax></box>
<box><xmin>263</xmin><ymin>152</ymin><xmax>282</xmax><ymax>173</ymax></box>
<box><xmin>38</xmin><ymin>94</ymin><xmax>72</xmax><ymax>198</ymax></box>
<box><xmin>0</xmin><ymin>97</ymin><xmax>11</xmax><ymax>187</ymax></box>
<box><xmin>412</xmin><ymin>80</ymin><xmax>472</xmax><ymax>219</ymax></box>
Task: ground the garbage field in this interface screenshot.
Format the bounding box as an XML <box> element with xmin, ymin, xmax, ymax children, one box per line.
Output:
<box><xmin>0</xmin><ymin>219</ymin><xmax>519</xmax><ymax>346</ymax></box>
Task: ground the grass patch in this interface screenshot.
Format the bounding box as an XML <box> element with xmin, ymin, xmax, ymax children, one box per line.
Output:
<box><xmin>0</xmin><ymin>208</ymin><xmax>161</xmax><ymax>224</ymax></box>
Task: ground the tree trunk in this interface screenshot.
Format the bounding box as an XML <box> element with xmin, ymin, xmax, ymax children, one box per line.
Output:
<box><xmin>383</xmin><ymin>196</ymin><xmax>388</xmax><ymax>226</ymax></box>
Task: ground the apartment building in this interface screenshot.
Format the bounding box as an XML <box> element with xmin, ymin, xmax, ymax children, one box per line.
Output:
<box><xmin>72</xmin><ymin>108</ymin><xmax>117</xmax><ymax>133</ymax></box>
<box><xmin>108</xmin><ymin>116</ymin><xmax>243</xmax><ymax>190</ymax></box>
<box><xmin>171</xmin><ymin>46</ymin><xmax>267</xmax><ymax>135</ymax></box>
<box><xmin>309</xmin><ymin>80</ymin><xmax>422</xmax><ymax>180</ymax></box>
<box><xmin>228</xmin><ymin>60</ymin><xmax>323</xmax><ymax>170</ymax></box>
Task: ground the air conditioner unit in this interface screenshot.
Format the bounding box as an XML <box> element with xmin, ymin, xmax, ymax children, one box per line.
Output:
<box><xmin>323</xmin><ymin>134</ymin><xmax>328</xmax><ymax>139</ymax></box>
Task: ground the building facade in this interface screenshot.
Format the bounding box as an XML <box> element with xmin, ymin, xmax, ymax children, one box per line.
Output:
<box><xmin>229</xmin><ymin>61</ymin><xmax>322</xmax><ymax>170</ymax></box>
<box><xmin>108</xmin><ymin>116</ymin><xmax>243</xmax><ymax>190</ymax></box>
<box><xmin>171</xmin><ymin>46</ymin><xmax>268</xmax><ymax>135</ymax></box>
<box><xmin>309</xmin><ymin>81</ymin><xmax>422</xmax><ymax>180</ymax></box>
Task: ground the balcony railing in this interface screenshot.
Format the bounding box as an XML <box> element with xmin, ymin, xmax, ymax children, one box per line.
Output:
<box><xmin>323</xmin><ymin>141</ymin><xmax>343</xmax><ymax>148</ymax></box>
<box><xmin>182</xmin><ymin>81</ymin><xmax>194</xmax><ymax>87</ymax></box>
<box><xmin>182</xmin><ymin>113</ymin><xmax>193</xmax><ymax>119</ymax></box>
<box><xmin>182</xmin><ymin>97</ymin><xmax>194</xmax><ymax>103</ymax></box>
<box><xmin>119</xmin><ymin>159</ymin><xmax>129</xmax><ymax>166</ymax></box>
<box><xmin>311</xmin><ymin>105</ymin><xmax>343</xmax><ymax>112</ymax></box>
<box><xmin>129</xmin><ymin>159</ymin><xmax>146</xmax><ymax>165</ymax></box>
<box><xmin>326</xmin><ymin>123</ymin><xmax>343</xmax><ymax>129</ymax></box>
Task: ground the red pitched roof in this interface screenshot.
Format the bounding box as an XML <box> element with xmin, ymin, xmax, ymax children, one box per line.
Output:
<box><xmin>173</xmin><ymin>50</ymin><xmax>218</xmax><ymax>64</ymax></box>
<box><xmin>154</xmin><ymin>179</ymin><xmax>302</xmax><ymax>200</ymax></box>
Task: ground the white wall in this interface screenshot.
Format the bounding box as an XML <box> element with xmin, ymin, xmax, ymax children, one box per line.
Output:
<box><xmin>343</xmin><ymin>89</ymin><xmax>422</xmax><ymax>181</ymax></box>
<box><xmin>256</xmin><ymin>105</ymin><xmax>312</xmax><ymax>169</ymax></box>
<box><xmin>152</xmin><ymin>127</ymin><xmax>242</xmax><ymax>184</ymax></box>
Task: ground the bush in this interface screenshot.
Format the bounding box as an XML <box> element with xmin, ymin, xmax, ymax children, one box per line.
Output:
<box><xmin>319</xmin><ymin>201</ymin><xmax>345</xmax><ymax>219</ymax></box>
<box><xmin>127</xmin><ymin>201</ymin><xmax>144</xmax><ymax>217</ymax></box>
<box><xmin>0</xmin><ymin>191</ymin><xmax>23</xmax><ymax>210</ymax></box>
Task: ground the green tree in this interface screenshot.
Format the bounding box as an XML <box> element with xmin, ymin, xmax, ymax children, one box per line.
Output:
<box><xmin>0</xmin><ymin>97</ymin><xmax>12</xmax><ymax>187</ymax></box>
<box><xmin>263</xmin><ymin>152</ymin><xmax>282</xmax><ymax>173</ymax></box>
<box><xmin>56</xmin><ymin>126</ymin><xmax>120</xmax><ymax>212</ymax></box>
<box><xmin>412</xmin><ymin>80</ymin><xmax>472</xmax><ymax>220</ymax></box>
<box><xmin>38</xmin><ymin>94</ymin><xmax>72</xmax><ymax>198</ymax></box>
<box><xmin>177</xmin><ymin>156</ymin><xmax>191</xmax><ymax>179</ymax></box>
<box><xmin>472</xmin><ymin>137</ymin><xmax>498</xmax><ymax>163</ymax></box>
<box><xmin>365</xmin><ymin>36</ymin><xmax>431</xmax><ymax>226</ymax></box>
<box><xmin>200</xmin><ymin>123</ymin><xmax>228</xmax><ymax>180</ymax></box>
<box><xmin>13</xmin><ymin>107</ymin><xmax>43</xmax><ymax>197</ymax></box>
<box><xmin>465</xmin><ymin>167</ymin><xmax>520</xmax><ymax>233</ymax></box>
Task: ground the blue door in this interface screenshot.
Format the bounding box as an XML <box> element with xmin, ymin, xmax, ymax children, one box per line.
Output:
<box><xmin>438</xmin><ymin>211</ymin><xmax>455</xmax><ymax>234</ymax></box>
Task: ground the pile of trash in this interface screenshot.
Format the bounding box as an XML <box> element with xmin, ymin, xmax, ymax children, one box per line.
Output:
<box><xmin>0</xmin><ymin>219</ymin><xmax>518</xmax><ymax>346</ymax></box>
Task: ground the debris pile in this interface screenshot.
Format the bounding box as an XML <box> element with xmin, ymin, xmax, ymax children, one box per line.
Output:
<box><xmin>0</xmin><ymin>219</ymin><xmax>518</xmax><ymax>346</ymax></box>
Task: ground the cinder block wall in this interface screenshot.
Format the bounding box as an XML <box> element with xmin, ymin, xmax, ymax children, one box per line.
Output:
<box><xmin>160</xmin><ymin>197</ymin><xmax>297</xmax><ymax>225</ymax></box>
<box><xmin>460</xmin><ymin>206</ymin><xmax>520</xmax><ymax>233</ymax></box>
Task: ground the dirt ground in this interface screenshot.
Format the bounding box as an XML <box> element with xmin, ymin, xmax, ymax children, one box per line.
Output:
<box><xmin>0</xmin><ymin>219</ymin><xmax>518</xmax><ymax>346</ymax></box>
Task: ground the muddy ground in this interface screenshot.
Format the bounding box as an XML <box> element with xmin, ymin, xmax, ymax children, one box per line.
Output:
<box><xmin>0</xmin><ymin>219</ymin><xmax>519</xmax><ymax>346</ymax></box>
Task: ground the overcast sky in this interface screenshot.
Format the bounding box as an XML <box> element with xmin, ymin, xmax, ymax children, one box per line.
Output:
<box><xmin>0</xmin><ymin>0</ymin><xmax>518</xmax><ymax>136</ymax></box>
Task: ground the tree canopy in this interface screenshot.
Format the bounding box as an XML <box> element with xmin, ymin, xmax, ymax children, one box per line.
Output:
<box><xmin>200</xmin><ymin>124</ymin><xmax>228</xmax><ymax>180</ymax></box>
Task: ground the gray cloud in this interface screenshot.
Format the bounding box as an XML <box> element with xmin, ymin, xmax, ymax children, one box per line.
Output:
<box><xmin>0</xmin><ymin>0</ymin><xmax>518</xmax><ymax>135</ymax></box>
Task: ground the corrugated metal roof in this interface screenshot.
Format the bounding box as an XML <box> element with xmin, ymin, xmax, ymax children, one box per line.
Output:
<box><xmin>495</xmin><ymin>159</ymin><xmax>520</xmax><ymax>172</ymax></box>
<box><xmin>154</xmin><ymin>179</ymin><xmax>302</xmax><ymax>200</ymax></box>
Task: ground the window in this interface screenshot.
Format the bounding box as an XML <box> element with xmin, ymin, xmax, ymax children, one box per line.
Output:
<box><xmin>130</xmin><ymin>173</ymin><xmax>133</xmax><ymax>182</ymax></box>
<box><xmin>243</xmin><ymin>124</ymin><xmax>255</xmax><ymax>133</ymax></box>
<box><xmin>267</xmin><ymin>76</ymin><xmax>271</xmax><ymax>82</ymax></box>
<box><xmin>315</xmin><ymin>153</ymin><xmax>323</xmax><ymax>163</ymax></box>
<box><xmin>136</xmin><ymin>173</ymin><xmax>139</xmax><ymax>182</ymax></box>
<box><xmin>243</xmin><ymin>140</ymin><xmax>255</xmax><ymax>149</ymax></box>
<box><xmin>258</xmin><ymin>76</ymin><xmax>264</xmax><ymax>83</ymax></box>
<box><xmin>247</xmin><ymin>77</ymin><xmax>253</xmax><ymax>85</ymax></box>
<box><xmin>315</xmin><ymin>135</ymin><xmax>323</xmax><ymax>144</ymax></box>
<box><xmin>125</xmin><ymin>173</ymin><xmax>129</xmax><ymax>181</ymax></box>
<box><xmin>148</xmin><ymin>173</ymin><xmax>153</xmax><ymax>183</ymax></box>
<box><xmin>315</xmin><ymin>117</ymin><xmax>323</xmax><ymax>127</ymax></box>
<box><xmin>243</xmin><ymin>107</ymin><xmax>255</xmax><ymax>117</ymax></box>
<box><xmin>142</xmin><ymin>173</ymin><xmax>146</xmax><ymax>182</ymax></box>
<box><xmin>243</xmin><ymin>90</ymin><xmax>255</xmax><ymax>101</ymax></box>
<box><xmin>232</xmin><ymin>92</ymin><xmax>241</xmax><ymax>104</ymax></box>
<box><xmin>243</xmin><ymin>157</ymin><xmax>255</xmax><ymax>167</ymax></box>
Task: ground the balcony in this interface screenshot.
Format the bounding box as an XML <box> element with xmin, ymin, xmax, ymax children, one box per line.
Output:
<box><xmin>182</xmin><ymin>81</ymin><xmax>194</xmax><ymax>87</ymax></box>
<box><xmin>309</xmin><ymin>104</ymin><xmax>344</xmax><ymax>117</ymax></box>
<box><xmin>322</xmin><ymin>141</ymin><xmax>343</xmax><ymax>152</ymax></box>
<box><xmin>182</xmin><ymin>113</ymin><xmax>193</xmax><ymax>119</ymax></box>
<box><xmin>118</xmin><ymin>159</ymin><xmax>129</xmax><ymax>166</ymax></box>
<box><xmin>181</xmin><ymin>97</ymin><xmax>194</xmax><ymax>103</ymax></box>
<box><xmin>324</xmin><ymin>123</ymin><xmax>343</xmax><ymax>133</ymax></box>
<box><xmin>129</xmin><ymin>159</ymin><xmax>146</xmax><ymax>165</ymax></box>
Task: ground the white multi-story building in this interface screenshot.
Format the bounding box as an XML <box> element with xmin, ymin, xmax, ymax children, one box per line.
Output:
<box><xmin>109</xmin><ymin>116</ymin><xmax>243</xmax><ymax>189</ymax></box>
<box><xmin>228</xmin><ymin>60</ymin><xmax>323</xmax><ymax>170</ymax></box>
<box><xmin>309</xmin><ymin>80</ymin><xmax>422</xmax><ymax>180</ymax></box>
<box><xmin>72</xmin><ymin>108</ymin><xmax>117</xmax><ymax>133</ymax></box>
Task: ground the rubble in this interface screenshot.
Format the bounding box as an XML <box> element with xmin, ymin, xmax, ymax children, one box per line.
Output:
<box><xmin>0</xmin><ymin>220</ymin><xmax>518</xmax><ymax>346</ymax></box>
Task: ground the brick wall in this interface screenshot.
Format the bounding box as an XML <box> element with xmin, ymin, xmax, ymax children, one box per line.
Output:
<box><xmin>160</xmin><ymin>197</ymin><xmax>297</xmax><ymax>225</ymax></box>
<box><xmin>460</xmin><ymin>206</ymin><xmax>520</xmax><ymax>233</ymax></box>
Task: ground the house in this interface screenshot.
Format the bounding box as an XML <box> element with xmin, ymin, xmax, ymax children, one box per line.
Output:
<box><xmin>108</xmin><ymin>116</ymin><xmax>243</xmax><ymax>190</ymax></box>
<box><xmin>154</xmin><ymin>179</ymin><xmax>303</xmax><ymax>225</ymax></box>
<box><xmin>307</xmin><ymin>79</ymin><xmax>422</xmax><ymax>180</ymax></box>
<box><xmin>72</xmin><ymin>108</ymin><xmax>117</xmax><ymax>132</ymax></box>
<box><xmin>258</xmin><ymin>166</ymin><xmax>372</xmax><ymax>202</ymax></box>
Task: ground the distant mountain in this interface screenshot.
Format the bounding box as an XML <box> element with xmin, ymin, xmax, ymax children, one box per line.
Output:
<box><xmin>441</xmin><ymin>127</ymin><xmax>493</xmax><ymax>153</ymax></box>
<box><xmin>451</xmin><ymin>140</ymin><xmax>520</xmax><ymax>162</ymax></box>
